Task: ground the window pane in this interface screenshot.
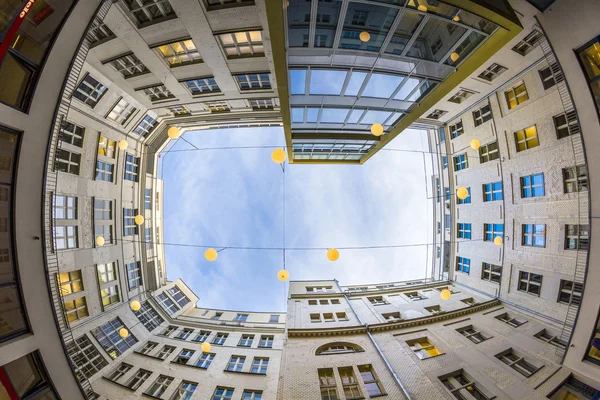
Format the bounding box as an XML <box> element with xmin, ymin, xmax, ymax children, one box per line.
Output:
<box><xmin>362</xmin><ymin>73</ymin><xmax>403</xmax><ymax>98</ymax></box>
<box><xmin>310</xmin><ymin>70</ymin><xmax>347</xmax><ymax>95</ymax></box>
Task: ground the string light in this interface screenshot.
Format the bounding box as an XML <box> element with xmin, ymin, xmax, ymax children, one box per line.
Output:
<box><xmin>359</xmin><ymin>31</ymin><xmax>371</xmax><ymax>42</ymax></box>
<box><xmin>168</xmin><ymin>127</ymin><xmax>181</xmax><ymax>139</ymax></box>
<box><xmin>96</xmin><ymin>236</ymin><xmax>105</xmax><ymax>247</ymax></box>
<box><xmin>119</xmin><ymin>328</ymin><xmax>129</xmax><ymax>338</ymax></box>
<box><xmin>278</xmin><ymin>270</ymin><xmax>289</xmax><ymax>281</ymax></box>
<box><xmin>134</xmin><ymin>215</ymin><xmax>144</xmax><ymax>225</ymax></box>
<box><xmin>450</xmin><ymin>52</ymin><xmax>460</xmax><ymax>62</ymax></box>
<box><xmin>201</xmin><ymin>342</ymin><xmax>211</xmax><ymax>352</ymax></box>
<box><xmin>205</xmin><ymin>248</ymin><xmax>218</xmax><ymax>262</ymax></box>
<box><xmin>470</xmin><ymin>139</ymin><xmax>481</xmax><ymax>150</ymax></box>
<box><xmin>327</xmin><ymin>248</ymin><xmax>339</xmax><ymax>262</ymax></box>
<box><xmin>118</xmin><ymin>140</ymin><xmax>128</xmax><ymax>150</ymax></box>
<box><xmin>440</xmin><ymin>289</ymin><xmax>451</xmax><ymax>300</ymax></box>
<box><xmin>371</xmin><ymin>123</ymin><xmax>384</xmax><ymax>136</ymax></box>
<box><xmin>456</xmin><ymin>187</ymin><xmax>469</xmax><ymax>200</ymax></box>
<box><xmin>271</xmin><ymin>148</ymin><xmax>286</xmax><ymax>164</ymax></box>
<box><xmin>494</xmin><ymin>236</ymin><xmax>503</xmax><ymax>246</ymax></box>
<box><xmin>130</xmin><ymin>300</ymin><xmax>141</xmax><ymax>311</ymax></box>
<box><xmin>453</xmin><ymin>15</ymin><xmax>460</xmax><ymax>22</ymax></box>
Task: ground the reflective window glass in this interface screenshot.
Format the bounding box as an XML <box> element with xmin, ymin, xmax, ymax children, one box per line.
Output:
<box><xmin>385</xmin><ymin>11</ymin><xmax>424</xmax><ymax>55</ymax></box>
<box><xmin>339</xmin><ymin>3</ymin><xmax>398</xmax><ymax>52</ymax></box>
<box><xmin>345</xmin><ymin>71</ymin><xmax>368</xmax><ymax>96</ymax></box>
<box><xmin>320</xmin><ymin>108</ymin><xmax>351</xmax><ymax>123</ymax></box>
<box><xmin>310</xmin><ymin>70</ymin><xmax>348</xmax><ymax>95</ymax></box>
<box><xmin>315</xmin><ymin>0</ymin><xmax>342</xmax><ymax>48</ymax></box>
<box><xmin>346</xmin><ymin>109</ymin><xmax>364</xmax><ymax>123</ymax></box>
<box><xmin>287</xmin><ymin>0</ymin><xmax>311</xmax><ymax>47</ymax></box>
<box><xmin>290</xmin><ymin>70</ymin><xmax>306</xmax><ymax>95</ymax></box>
<box><xmin>395</xmin><ymin>78</ymin><xmax>420</xmax><ymax>100</ymax></box>
<box><xmin>361</xmin><ymin>110</ymin><xmax>392</xmax><ymax>125</ymax></box>
<box><xmin>406</xmin><ymin>18</ymin><xmax>467</xmax><ymax>62</ymax></box>
<box><xmin>362</xmin><ymin>73</ymin><xmax>403</xmax><ymax>98</ymax></box>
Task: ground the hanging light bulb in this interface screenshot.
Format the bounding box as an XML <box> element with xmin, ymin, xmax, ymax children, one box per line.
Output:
<box><xmin>359</xmin><ymin>31</ymin><xmax>371</xmax><ymax>42</ymax></box>
<box><xmin>284</xmin><ymin>0</ymin><xmax>289</xmax><ymax>7</ymax></box>
<box><xmin>453</xmin><ymin>15</ymin><xmax>460</xmax><ymax>22</ymax></box>
<box><xmin>205</xmin><ymin>248</ymin><xmax>218</xmax><ymax>262</ymax></box>
<box><xmin>96</xmin><ymin>236</ymin><xmax>105</xmax><ymax>247</ymax></box>
<box><xmin>494</xmin><ymin>236</ymin><xmax>503</xmax><ymax>246</ymax></box>
<box><xmin>327</xmin><ymin>248</ymin><xmax>339</xmax><ymax>262</ymax></box>
<box><xmin>201</xmin><ymin>342</ymin><xmax>212</xmax><ymax>352</ymax></box>
<box><xmin>130</xmin><ymin>300</ymin><xmax>141</xmax><ymax>311</ymax></box>
<box><xmin>440</xmin><ymin>289</ymin><xmax>451</xmax><ymax>300</ymax></box>
<box><xmin>271</xmin><ymin>148</ymin><xmax>286</xmax><ymax>164</ymax></box>
<box><xmin>119</xmin><ymin>328</ymin><xmax>129</xmax><ymax>338</ymax></box>
<box><xmin>134</xmin><ymin>214</ymin><xmax>144</xmax><ymax>225</ymax></box>
<box><xmin>118</xmin><ymin>139</ymin><xmax>128</xmax><ymax>150</ymax></box>
<box><xmin>450</xmin><ymin>52</ymin><xmax>460</xmax><ymax>62</ymax></box>
<box><xmin>278</xmin><ymin>270</ymin><xmax>289</xmax><ymax>281</ymax></box>
<box><xmin>370</xmin><ymin>123</ymin><xmax>384</xmax><ymax>136</ymax></box>
<box><xmin>470</xmin><ymin>139</ymin><xmax>481</xmax><ymax>150</ymax></box>
<box><xmin>168</xmin><ymin>126</ymin><xmax>181</xmax><ymax>139</ymax></box>
<box><xmin>456</xmin><ymin>187</ymin><xmax>469</xmax><ymax>200</ymax></box>
<box><xmin>417</xmin><ymin>4</ymin><xmax>428</xmax><ymax>12</ymax></box>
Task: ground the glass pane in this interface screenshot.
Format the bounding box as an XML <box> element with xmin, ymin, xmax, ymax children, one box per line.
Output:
<box><xmin>310</xmin><ymin>70</ymin><xmax>348</xmax><ymax>95</ymax></box>
<box><xmin>307</xmin><ymin>108</ymin><xmax>320</xmax><ymax>122</ymax></box>
<box><xmin>345</xmin><ymin>71</ymin><xmax>368</xmax><ymax>96</ymax></box>
<box><xmin>346</xmin><ymin>109</ymin><xmax>364</xmax><ymax>123</ymax></box>
<box><xmin>339</xmin><ymin>3</ymin><xmax>398</xmax><ymax>52</ymax></box>
<box><xmin>290</xmin><ymin>70</ymin><xmax>306</xmax><ymax>94</ymax></box>
<box><xmin>320</xmin><ymin>108</ymin><xmax>350</xmax><ymax>123</ymax></box>
<box><xmin>291</xmin><ymin>108</ymin><xmax>304</xmax><ymax>123</ymax></box>
<box><xmin>385</xmin><ymin>11</ymin><xmax>423</xmax><ymax>55</ymax></box>
<box><xmin>361</xmin><ymin>110</ymin><xmax>392</xmax><ymax>124</ymax></box>
<box><xmin>446</xmin><ymin>31</ymin><xmax>485</xmax><ymax>66</ymax></box>
<box><xmin>406</xmin><ymin>18</ymin><xmax>467</xmax><ymax>62</ymax></box>
<box><xmin>362</xmin><ymin>73</ymin><xmax>403</xmax><ymax>98</ymax></box>
<box><xmin>394</xmin><ymin>77</ymin><xmax>420</xmax><ymax>100</ymax></box>
<box><xmin>287</xmin><ymin>0</ymin><xmax>311</xmax><ymax>47</ymax></box>
<box><xmin>315</xmin><ymin>0</ymin><xmax>342</xmax><ymax>48</ymax></box>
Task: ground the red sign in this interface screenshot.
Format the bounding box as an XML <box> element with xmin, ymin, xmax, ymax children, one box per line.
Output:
<box><xmin>0</xmin><ymin>0</ymin><xmax>38</xmax><ymax>64</ymax></box>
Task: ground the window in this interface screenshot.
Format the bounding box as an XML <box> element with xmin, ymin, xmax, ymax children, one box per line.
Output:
<box><xmin>239</xmin><ymin>334</ymin><xmax>254</xmax><ymax>347</ymax></box>
<box><xmin>212</xmin><ymin>387</ymin><xmax>234</xmax><ymax>400</ymax></box>
<box><xmin>176</xmin><ymin>328</ymin><xmax>194</xmax><ymax>340</ymax></box>
<box><xmin>405</xmin><ymin>291</ymin><xmax>426</xmax><ymax>301</ymax></box>
<box><xmin>521</xmin><ymin>173</ymin><xmax>545</xmax><ymax>198</ymax></box>
<box><xmin>515</xmin><ymin>125</ymin><xmax>539</xmax><ymax>152</ymax></box>
<box><xmin>55</xmin><ymin>149</ymin><xmax>81</xmax><ymax>175</ymax></box>
<box><xmin>307</xmin><ymin>286</ymin><xmax>332</xmax><ymax>292</ymax></box>
<box><xmin>479</xmin><ymin>141</ymin><xmax>499</xmax><ymax>163</ymax></box>
<box><xmin>323</xmin><ymin>313</ymin><xmax>335</xmax><ymax>322</ymax></box>
<box><xmin>577</xmin><ymin>36</ymin><xmax>600</xmax><ymax>119</ymax></box>
<box><xmin>450</xmin><ymin>121</ymin><xmax>463</xmax><ymax>138</ymax></box>
<box><xmin>174</xmin><ymin>349</ymin><xmax>195</xmax><ymax>364</ymax></box>
<box><xmin>167</xmin><ymin>286</ymin><xmax>190</xmax><ymax>307</ymax></box>
<box><xmin>505</xmin><ymin>82</ymin><xmax>529</xmax><ymax>109</ymax></box>
<box><xmin>535</xmin><ymin>329</ymin><xmax>566</xmax><ymax>348</ymax></box>
<box><xmin>563</xmin><ymin>165</ymin><xmax>588</xmax><ymax>193</ymax></box>
<box><xmin>97</xmin><ymin>262</ymin><xmax>120</xmax><ymax>308</ymax></box>
<box><xmin>226</xmin><ymin>356</ymin><xmax>245</xmax><ymax>372</ymax></box>
<box><xmin>250</xmin><ymin>99</ymin><xmax>274</xmax><ymax>109</ymax></box>
<box><xmin>445</xmin><ymin>187</ymin><xmax>451</xmax><ymax>201</ymax></box>
<box><xmin>212</xmin><ymin>312</ymin><xmax>223</xmax><ymax>320</ymax></box>
<box><xmin>196</xmin><ymin>352</ymin><xmax>215</xmax><ymax>369</ymax></box>
<box><xmin>235</xmin><ymin>314</ymin><xmax>249</xmax><ymax>322</ymax></box>
<box><xmin>73</xmin><ymin>74</ymin><xmax>108</xmax><ymax>108</ymax></box>
<box><xmin>483</xmin><ymin>182</ymin><xmax>503</xmax><ymax>202</ymax></box>
<box><xmin>539</xmin><ymin>66</ymin><xmax>557</xmax><ymax>89</ymax></box>
<box><xmin>259</xmin><ymin>335</ymin><xmax>274</xmax><ymax>348</ymax></box>
<box><xmin>518</xmin><ymin>271</ymin><xmax>543</xmax><ymax>295</ymax></box>
<box><xmin>482</xmin><ymin>263</ymin><xmax>502</xmax><ymax>284</ymax></box>
<box><xmin>95</xmin><ymin>161</ymin><xmax>114</xmax><ymax>182</ymax></box>
<box><xmin>318</xmin><ymin>368</ymin><xmax>339</xmax><ymax>400</ymax></box>
<box><xmin>454</xmin><ymin>153</ymin><xmax>468</xmax><ymax>171</ymax></box>
<box><xmin>558</xmin><ymin>280</ymin><xmax>583</xmax><ymax>305</ymax></box>
<box><xmin>68</xmin><ymin>335</ymin><xmax>108</xmax><ymax>379</ymax></box>
<box><xmin>337</xmin><ymin>312</ymin><xmax>348</xmax><ymax>321</ymax></box>
<box><xmin>169</xmin><ymin>105</ymin><xmax>191</xmax><ymax>116</ymax></box>
<box><xmin>242</xmin><ymin>390</ymin><xmax>262</xmax><ymax>400</ymax></box>
<box><xmin>585</xmin><ymin>312</ymin><xmax>600</xmax><ymax>365</ymax></box>
<box><xmin>206</xmin><ymin>101</ymin><xmax>230</xmax><ymax>112</ymax></box>
<box><xmin>92</xmin><ymin>318</ymin><xmax>137</xmax><ymax>359</ymax></box>
<box><xmin>368</xmin><ymin>296</ymin><xmax>387</xmax><ymax>305</ymax></box>
<box><xmin>456</xmin><ymin>257</ymin><xmax>470</xmax><ymax>273</ymax></box>
<box><xmin>484</xmin><ymin>223</ymin><xmax>503</xmax><ymax>242</ymax></box>
<box><xmin>106</xmin><ymin>363</ymin><xmax>132</xmax><ymax>381</ymax></box>
<box><xmin>565</xmin><ymin>224</ymin><xmax>589</xmax><ymax>250</ymax></box>
<box><xmin>126</xmin><ymin>262</ymin><xmax>142</xmax><ymax>289</ymax></box>
<box><xmin>172</xmin><ymin>381</ymin><xmax>197</xmax><ymax>400</ymax></box>
<box><xmin>213</xmin><ymin>332</ymin><xmax>228</xmax><ymax>345</ymax></box>
<box><xmin>383</xmin><ymin>312</ymin><xmax>402</xmax><ymax>322</ymax></box>
<box><xmin>123</xmin><ymin>208</ymin><xmax>138</xmax><ymax>236</ymax></box>
<box><xmin>461</xmin><ymin>297</ymin><xmax>476</xmax><ymax>306</ymax></box>
<box><xmin>512</xmin><ymin>30</ymin><xmax>542</xmax><ymax>56</ymax></box>
<box><xmin>54</xmin><ymin>226</ymin><xmax>78</xmax><ymax>250</ymax></box>
<box><xmin>124</xmin><ymin>154</ymin><xmax>140</xmax><ymax>182</ymax></box>
<box><xmin>236</xmin><ymin>73</ymin><xmax>271</xmax><ymax>90</ymax></box>
<box><xmin>0</xmin><ymin>351</ymin><xmax>60</xmax><ymax>398</ymax></box>
<box><xmin>98</xmin><ymin>136</ymin><xmax>116</xmax><ymax>159</ymax></box>
<box><xmin>495</xmin><ymin>312</ymin><xmax>527</xmax><ymax>327</ymax></box>
<box><xmin>269</xmin><ymin>314</ymin><xmax>279</xmax><ymax>323</ymax></box>
<box><xmin>457</xmin><ymin>325</ymin><xmax>490</xmax><ymax>344</ymax></box>
<box><xmin>358</xmin><ymin>365</ymin><xmax>383</xmax><ymax>397</ymax></box>
<box><xmin>145</xmin><ymin>375</ymin><xmax>173</xmax><ymax>398</ymax></box>
<box><xmin>426</xmin><ymin>305</ymin><xmax>443</xmax><ymax>315</ymax></box>
<box><xmin>183</xmin><ymin>77</ymin><xmax>220</xmax><ymax>95</ymax></box>
<box><xmin>192</xmin><ymin>331</ymin><xmax>210</xmax><ymax>343</ymax></box>
<box><xmin>338</xmin><ymin>367</ymin><xmax>361</xmax><ymax>399</ymax></box>
<box><xmin>218</xmin><ymin>31</ymin><xmax>264</xmax><ymax>58</ymax></box>
<box><xmin>138</xmin><ymin>84</ymin><xmax>174</xmax><ymax>102</ymax></box>
<box><xmin>522</xmin><ymin>224</ymin><xmax>546</xmax><ymax>247</ymax></box>
<box><xmin>251</xmin><ymin>357</ymin><xmax>269</xmax><ymax>374</ymax></box>
<box><xmin>139</xmin><ymin>341</ymin><xmax>158</xmax><ymax>355</ymax></box>
<box><xmin>93</xmin><ymin>199</ymin><xmax>113</xmax><ymax>246</ymax></box>
<box><xmin>133</xmin><ymin>302</ymin><xmax>163</xmax><ymax>332</ymax></box>
<box><xmin>134</xmin><ymin>114</ymin><xmax>158</xmax><ymax>136</ymax></box>
<box><xmin>88</xmin><ymin>18</ymin><xmax>115</xmax><ymax>46</ymax></box>
<box><xmin>553</xmin><ymin>112</ymin><xmax>579</xmax><ymax>139</ymax></box>
<box><xmin>123</xmin><ymin>0</ymin><xmax>176</xmax><ymax>27</ymax></box>
<box><xmin>157</xmin><ymin>345</ymin><xmax>176</xmax><ymax>359</ymax></box>
<box><xmin>457</xmin><ymin>188</ymin><xmax>471</xmax><ymax>204</ymax></box>
<box><xmin>448</xmin><ymin>89</ymin><xmax>475</xmax><ymax>104</ymax></box>
<box><xmin>443</xmin><ymin>156</ymin><xmax>448</xmax><ymax>169</ymax></box>
<box><xmin>60</xmin><ymin>121</ymin><xmax>85</xmax><ymax>147</ymax></box>
<box><xmin>473</xmin><ymin>104</ymin><xmax>493</xmax><ymax>127</ymax></box>
<box><xmin>440</xmin><ymin>370</ymin><xmax>493</xmax><ymax>399</ymax></box>
<box><xmin>54</xmin><ymin>195</ymin><xmax>77</xmax><ymax>220</ymax></box>
<box><xmin>427</xmin><ymin>109</ymin><xmax>447</xmax><ymax>120</ymax></box>
<box><xmin>156</xmin><ymin>293</ymin><xmax>178</xmax><ymax>314</ymax></box>
<box><xmin>407</xmin><ymin>338</ymin><xmax>442</xmax><ymax>359</ymax></box>
<box><xmin>155</xmin><ymin>39</ymin><xmax>201</xmax><ymax>67</ymax></box>
<box><xmin>457</xmin><ymin>223</ymin><xmax>471</xmax><ymax>239</ymax></box>
<box><xmin>106</xmin><ymin>53</ymin><xmax>148</xmax><ymax>78</ymax></box>
<box><xmin>316</xmin><ymin>343</ymin><xmax>363</xmax><ymax>355</ymax></box>
<box><xmin>126</xmin><ymin>369</ymin><xmax>152</xmax><ymax>390</ymax></box>
<box><xmin>63</xmin><ymin>296</ymin><xmax>89</xmax><ymax>323</ymax></box>
<box><xmin>478</xmin><ymin>63</ymin><xmax>507</xmax><ymax>81</ymax></box>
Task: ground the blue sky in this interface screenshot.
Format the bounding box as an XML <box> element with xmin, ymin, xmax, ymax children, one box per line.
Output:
<box><xmin>162</xmin><ymin>127</ymin><xmax>432</xmax><ymax>312</ymax></box>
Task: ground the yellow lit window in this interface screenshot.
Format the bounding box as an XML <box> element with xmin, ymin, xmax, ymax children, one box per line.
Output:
<box><xmin>98</xmin><ymin>135</ymin><xmax>116</xmax><ymax>158</ymax></box>
<box><xmin>505</xmin><ymin>82</ymin><xmax>528</xmax><ymax>109</ymax></box>
<box><xmin>407</xmin><ymin>338</ymin><xmax>442</xmax><ymax>359</ymax></box>
<box><xmin>64</xmin><ymin>296</ymin><xmax>89</xmax><ymax>322</ymax></box>
<box><xmin>58</xmin><ymin>270</ymin><xmax>83</xmax><ymax>295</ymax></box>
<box><xmin>514</xmin><ymin>125</ymin><xmax>539</xmax><ymax>152</ymax></box>
<box><xmin>218</xmin><ymin>31</ymin><xmax>263</xmax><ymax>58</ymax></box>
<box><xmin>156</xmin><ymin>39</ymin><xmax>201</xmax><ymax>67</ymax></box>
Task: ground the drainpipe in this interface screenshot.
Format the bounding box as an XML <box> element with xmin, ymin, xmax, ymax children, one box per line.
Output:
<box><xmin>334</xmin><ymin>279</ymin><xmax>413</xmax><ymax>400</ymax></box>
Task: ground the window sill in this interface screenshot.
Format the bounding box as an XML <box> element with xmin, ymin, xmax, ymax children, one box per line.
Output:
<box><xmin>369</xmin><ymin>394</ymin><xmax>388</xmax><ymax>398</ymax></box>
<box><xmin>133</xmin><ymin>351</ymin><xmax>166</xmax><ymax>361</ymax></box>
<box><xmin>101</xmin><ymin>377</ymin><xmax>135</xmax><ymax>391</ymax></box>
<box><xmin>142</xmin><ymin>393</ymin><xmax>163</xmax><ymax>400</ymax></box>
<box><xmin>223</xmin><ymin>369</ymin><xmax>266</xmax><ymax>376</ymax></box>
<box><xmin>170</xmin><ymin>361</ymin><xmax>208</xmax><ymax>370</ymax></box>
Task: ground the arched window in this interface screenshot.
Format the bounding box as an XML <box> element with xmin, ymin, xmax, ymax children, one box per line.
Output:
<box><xmin>316</xmin><ymin>342</ymin><xmax>364</xmax><ymax>355</ymax></box>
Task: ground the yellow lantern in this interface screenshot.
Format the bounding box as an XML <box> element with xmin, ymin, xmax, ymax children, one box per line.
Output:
<box><xmin>130</xmin><ymin>300</ymin><xmax>141</xmax><ymax>311</ymax></box>
<box><xmin>96</xmin><ymin>236</ymin><xmax>105</xmax><ymax>247</ymax></box>
<box><xmin>359</xmin><ymin>31</ymin><xmax>371</xmax><ymax>42</ymax></box>
<box><xmin>168</xmin><ymin>126</ymin><xmax>181</xmax><ymax>139</ymax></box>
<box><xmin>453</xmin><ymin>15</ymin><xmax>460</xmax><ymax>22</ymax></box>
<box><xmin>278</xmin><ymin>269</ymin><xmax>289</xmax><ymax>281</ymax></box>
<box><xmin>456</xmin><ymin>187</ymin><xmax>469</xmax><ymax>200</ymax></box>
<box><xmin>470</xmin><ymin>139</ymin><xmax>481</xmax><ymax>150</ymax></box>
<box><xmin>119</xmin><ymin>328</ymin><xmax>129</xmax><ymax>338</ymax></box>
<box><xmin>200</xmin><ymin>342</ymin><xmax>212</xmax><ymax>352</ymax></box>
<box><xmin>118</xmin><ymin>139</ymin><xmax>128</xmax><ymax>150</ymax></box>
<box><xmin>417</xmin><ymin>4</ymin><xmax>427</xmax><ymax>12</ymax></box>
<box><xmin>134</xmin><ymin>214</ymin><xmax>144</xmax><ymax>225</ymax></box>
<box><xmin>467</xmin><ymin>386</ymin><xmax>473</xmax><ymax>391</ymax></box>
<box><xmin>494</xmin><ymin>236</ymin><xmax>503</xmax><ymax>246</ymax></box>
<box><xmin>327</xmin><ymin>248</ymin><xmax>339</xmax><ymax>262</ymax></box>
<box><xmin>271</xmin><ymin>148</ymin><xmax>286</xmax><ymax>164</ymax></box>
<box><xmin>205</xmin><ymin>248</ymin><xmax>218</xmax><ymax>262</ymax></box>
<box><xmin>450</xmin><ymin>52</ymin><xmax>460</xmax><ymax>62</ymax></box>
<box><xmin>370</xmin><ymin>123</ymin><xmax>384</xmax><ymax>136</ymax></box>
<box><xmin>440</xmin><ymin>289</ymin><xmax>451</xmax><ymax>300</ymax></box>
<box><xmin>284</xmin><ymin>0</ymin><xmax>289</xmax><ymax>7</ymax></box>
